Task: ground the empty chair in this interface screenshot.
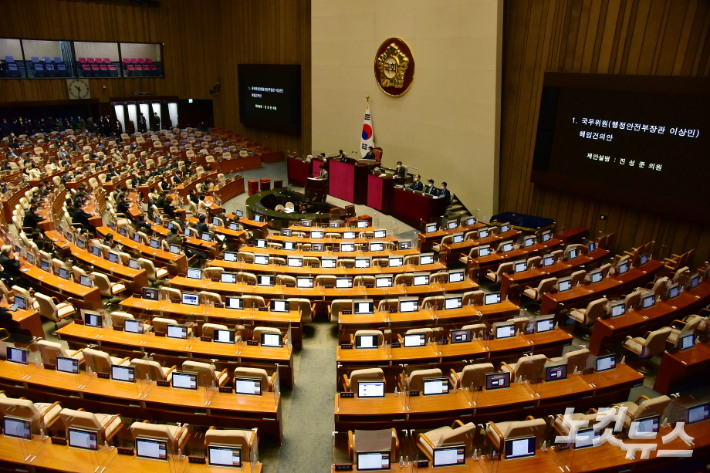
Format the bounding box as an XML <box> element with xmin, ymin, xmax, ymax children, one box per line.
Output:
<box><xmin>109</xmin><ymin>311</ymin><xmax>151</xmax><ymax>331</ymax></box>
<box><xmin>611</xmin><ymin>395</ymin><xmax>671</xmax><ymax>428</ymax></box>
<box><xmin>550</xmin><ymin>347</ymin><xmax>590</xmax><ymax>374</ymax></box>
<box><xmin>131</xmin><ymin>358</ymin><xmax>176</xmax><ymax>381</ymax></box>
<box><xmin>159</xmin><ymin>287</ymin><xmax>182</xmax><ymax>301</ymax></box>
<box><xmin>129</xmin><ymin>421</ymin><xmax>188</xmax><ymax>455</ymax></box>
<box><xmin>377</xmin><ymin>299</ymin><xmax>399</xmax><ymax>312</ymax></box>
<box><xmin>420</xmin><ymin>296</ymin><xmax>443</xmax><ymax>309</ymax></box>
<box><xmin>182</xmin><ymin>361</ymin><xmax>229</xmax><ymax>387</ymax></box>
<box><xmin>403</xmin><ymin>255</ymin><xmax>419</xmax><ymax>266</ymax></box>
<box><xmin>0</xmin><ymin>395</ymin><xmax>63</xmax><ymax>435</ymax></box>
<box><xmin>138</xmin><ymin>258</ymin><xmax>169</xmax><ymax>280</ymax></box>
<box><xmin>667</xmin><ymin>315</ymin><xmax>705</xmax><ymax>345</ymax></box>
<box><xmin>152</xmin><ymin>317</ymin><xmax>191</xmax><ymax>335</ymax></box>
<box><xmin>83</xmin><ymin>348</ymin><xmax>130</xmax><ymax>374</ymax></box>
<box><xmin>570</xmin><ymin>270</ymin><xmax>587</xmax><ymax>286</ymax></box>
<box><xmin>276</xmin><ymin>275</ymin><xmax>296</xmax><ymax>286</ymax></box>
<box><xmin>199</xmin><ymin>291</ymin><xmax>222</xmax><ymax>304</ymax></box>
<box><xmin>12</xmin><ymin>285</ymin><xmax>40</xmax><ymax>310</ymax></box>
<box><xmin>253</xmin><ymin>326</ymin><xmax>282</xmax><ymax>343</ymax></box>
<box><xmin>624</xmin><ymin>289</ymin><xmax>642</xmax><ymax>311</ymax></box>
<box><xmin>569</xmin><ymin>297</ymin><xmax>608</xmax><ymax>326</ymax></box>
<box><xmin>432</xmin><ymin>235</ymin><xmax>453</xmax><ymax>252</ymax></box>
<box><xmin>672</xmin><ymin>266</ymin><xmax>691</xmax><ymax>287</ymax></box>
<box><xmin>236</xmin><ymin>272</ymin><xmax>257</xmax><ymax>285</ymax></box>
<box><xmin>394</xmin><ymin>273</ymin><xmax>413</xmax><ymax>286</ymax></box>
<box><xmin>38</xmin><ymin>340</ymin><xmax>84</xmax><ymax>366</ymax></box>
<box><xmin>315</xmin><ymin>275</ymin><xmax>336</xmax><ymax>287</ymax></box>
<box><xmin>450</xmin><ymin>363</ymin><xmax>494</xmax><ymax>390</ymax></box>
<box><xmin>353</xmin><ymin>275</ymin><xmax>375</xmax><ymax>287</ymax></box>
<box><xmin>201</xmin><ymin>323</ymin><xmax>228</xmax><ymax>339</ymax></box>
<box><xmin>59</xmin><ymin>409</ymin><xmax>123</xmax><ymax>445</ymax></box>
<box><xmin>649</xmin><ymin>277</ymin><xmax>670</xmax><ymax>299</ymax></box>
<box><xmin>523</xmin><ymin>277</ymin><xmax>557</xmax><ymax>302</ymax></box>
<box><xmin>462</xmin><ymin>290</ymin><xmax>484</xmax><ymax>306</ymax></box>
<box><xmin>343</xmin><ymin>367</ymin><xmax>385</xmax><ymax>392</ymax></box>
<box><xmin>486</xmin><ymin>418</ymin><xmax>548</xmax><ymax>453</ymax></box>
<box><xmin>461</xmin><ymin>323</ymin><xmax>488</xmax><ymax>339</ymax></box>
<box><xmin>243</xmin><ymin>295</ymin><xmax>266</xmax><ymax>309</ymax></box>
<box><xmin>417</xmin><ymin>421</ymin><xmax>475</xmax><ymax>461</ymax></box>
<box><xmin>204</xmin><ymin>427</ymin><xmax>258</xmax><ymax>462</ymax></box>
<box><xmin>622</xmin><ymin>327</ymin><xmax>671</xmax><ymax>373</ymax></box>
<box><xmin>287</xmin><ymin>298</ymin><xmax>313</xmax><ymax>323</ymax></box>
<box><xmin>233</xmin><ymin>367</ymin><xmax>277</xmax><ymax>391</ymax></box>
<box><xmin>329</xmin><ymin>299</ymin><xmax>353</xmax><ymax>321</ymax></box>
<box><xmin>400</xmin><ymin>368</ymin><xmax>443</xmax><ymax>392</ymax></box>
<box><xmin>349</xmin><ymin>428</ymin><xmax>399</xmax><ymax>463</ymax></box>
<box><xmin>92</xmin><ymin>272</ymin><xmax>126</xmax><ymax>304</ymax></box>
<box><xmin>527</xmin><ymin>256</ymin><xmax>542</xmax><ymax>269</ymax></box>
<box><xmin>34</xmin><ymin>293</ymin><xmax>75</xmax><ymax>334</ymax></box>
<box><xmin>501</xmin><ymin>354</ymin><xmax>547</xmax><ymax>382</ymax></box>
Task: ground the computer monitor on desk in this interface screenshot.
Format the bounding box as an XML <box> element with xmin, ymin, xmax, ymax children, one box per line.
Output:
<box><xmin>167</xmin><ymin>324</ymin><xmax>188</xmax><ymax>339</ymax></box>
<box><xmin>226</xmin><ymin>296</ymin><xmax>243</xmax><ymax>310</ymax></box>
<box><xmin>422</xmin><ymin>377</ymin><xmax>449</xmax><ymax>395</ymax></box>
<box><xmin>617</xmin><ymin>261</ymin><xmax>629</xmax><ymax>275</ymax></box>
<box><xmin>596</xmin><ymin>354</ymin><xmax>616</xmax><ymax>372</ymax></box>
<box><xmin>523</xmin><ymin>236</ymin><xmax>536</xmax><ymax>248</ymax></box>
<box><xmin>545</xmin><ymin>363</ymin><xmax>567</xmax><ymax>382</ymax></box>
<box><xmin>478</xmin><ymin>228</ymin><xmax>489</xmax><ymax>239</ymax></box>
<box><xmin>355</xmin><ymin>257</ymin><xmax>370</xmax><ymax>268</ymax></box>
<box><xmin>447</xmin><ymin>220</ymin><xmax>458</xmax><ymax>230</ymax></box>
<box><xmin>667</xmin><ymin>283</ymin><xmax>681</xmax><ymax>299</ymax></box>
<box><xmin>258</xmin><ymin>275</ymin><xmax>275</xmax><ymax>286</ymax></box>
<box><xmin>182</xmin><ymin>292</ymin><xmax>199</xmax><ymax>306</ymax></box>
<box><xmin>136</xmin><ymin>438</ymin><xmax>168</xmax><ymax>460</ymax></box>
<box><xmin>213</xmin><ymin>329</ymin><xmax>235</xmax><ymax>344</ymax></box>
<box><xmin>375</xmin><ymin>276</ymin><xmax>392</xmax><ymax>288</ymax></box>
<box><xmin>557</xmin><ymin>278</ymin><xmax>572</xmax><ymax>292</ymax></box>
<box><xmin>84</xmin><ymin>311</ymin><xmax>102</xmax><ymax>328</ymax></box>
<box><xmin>221</xmin><ymin>272</ymin><xmax>237</xmax><ymax>284</ymax></box>
<box><xmin>486</xmin><ymin>372</ymin><xmax>510</xmax><ymax>390</ymax></box>
<box><xmin>322</xmin><ymin>257</ymin><xmax>337</xmax><ymax>269</ymax></box>
<box><xmin>485</xmin><ymin>293</ymin><xmax>501</xmax><ymax>305</ymax></box>
<box><xmin>688</xmin><ymin>402</ymin><xmax>710</xmax><ymax>425</ymax></box>
<box><xmin>678</xmin><ymin>331</ymin><xmax>695</xmax><ymax>351</ymax></box>
<box><xmin>208</xmin><ymin>445</ymin><xmax>242</xmax><ymax>468</ymax></box>
<box><xmin>354</xmin><ymin>300</ymin><xmax>374</xmax><ymax>315</ymax></box>
<box><xmin>311</xmin><ymin>229</ymin><xmax>324</xmax><ymax>239</ymax></box>
<box><xmin>187</xmin><ymin>268</ymin><xmax>202</xmax><ymax>280</ymax></box>
<box><xmin>452</xmin><ymin>233</ymin><xmax>464</xmax><ymax>244</ymax></box>
<box><xmin>357</xmin><ymin>381</ymin><xmax>385</xmax><ymax>398</ymax></box>
<box><xmin>426</xmin><ymin>223</ymin><xmax>437</xmax><ymax>233</ymax></box>
<box><xmin>641</xmin><ymin>294</ymin><xmax>655</xmax><ymax>308</ymax></box>
<box><xmin>590</xmin><ymin>270</ymin><xmax>603</xmax><ymax>283</ymax></box>
<box><xmin>444</xmin><ymin>296</ymin><xmax>462</xmax><ymax>310</ymax></box>
<box><xmin>68</xmin><ymin>427</ymin><xmax>98</xmax><ymax>450</ymax></box>
<box><xmin>357</xmin><ymin>220</ymin><xmax>368</xmax><ymax>229</ymax></box>
<box><xmin>388</xmin><ymin>256</ymin><xmax>403</xmax><ymax>267</ymax></box>
<box><xmin>234</xmin><ymin>377</ymin><xmax>261</xmax><ymax>396</ymax></box>
<box><xmin>7</xmin><ymin>346</ymin><xmax>28</xmax><ymax>364</ymax></box>
<box><xmin>4</xmin><ymin>417</ymin><xmax>31</xmax><ymax>439</ymax></box>
<box><xmin>224</xmin><ymin>252</ymin><xmax>237</xmax><ymax>262</ymax></box>
<box><xmin>413</xmin><ymin>273</ymin><xmax>429</xmax><ymax>286</ymax></box>
<box><xmin>404</xmin><ymin>333</ymin><xmax>426</xmax><ymax>347</ymax></box>
<box><xmin>311</xmin><ymin>242</ymin><xmax>325</xmax><ymax>252</ymax></box>
<box><xmin>124</xmin><ymin>319</ymin><xmax>144</xmax><ymax>334</ymax></box>
<box><xmin>433</xmin><ymin>446</ymin><xmax>466</xmax><ymax>467</ymax></box>
<box><xmin>355</xmin><ymin>333</ymin><xmax>379</xmax><ymax>349</ymax></box>
<box><xmin>495</xmin><ymin>323</ymin><xmax>515</xmax><ymax>339</ymax></box>
<box><xmin>343</xmin><ymin>231</ymin><xmax>356</xmax><ymax>240</ymax></box>
<box><xmin>609</xmin><ymin>301</ymin><xmax>625</xmax><ymax>318</ymax></box>
<box><xmin>369</xmin><ymin>242</ymin><xmax>384</xmax><ymax>252</ymax></box>
<box><xmin>399</xmin><ymin>297</ymin><xmax>418</xmax><ymax>313</ymax></box>
<box><xmin>478</xmin><ymin>245</ymin><xmax>492</xmax><ymax>257</ymax></box>
<box><xmin>57</xmin><ymin>356</ymin><xmax>79</xmax><ymax>374</ymax></box>
<box><xmin>514</xmin><ymin>261</ymin><xmax>527</xmax><ymax>273</ymax></box>
<box><xmin>535</xmin><ymin>316</ymin><xmax>554</xmax><ymax>333</ymax></box>
<box><xmin>283</xmin><ymin>241</ymin><xmax>295</xmax><ymax>251</ymax></box>
<box><xmin>270</xmin><ymin>299</ymin><xmax>289</xmax><ymax>313</ymax></box>
<box><xmin>450</xmin><ymin>328</ymin><xmax>471</xmax><ymax>343</ymax></box>
<box><xmin>336</xmin><ymin>277</ymin><xmax>353</xmax><ymax>289</ymax></box>
<box><xmin>112</xmin><ymin>365</ymin><xmax>135</xmax><ymax>382</ymax></box>
<box><xmin>448</xmin><ymin>270</ymin><xmax>465</xmax><ymax>283</ymax></box>
<box><xmin>398</xmin><ymin>241</ymin><xmax>412</xmax><ymax>250</ymax></box>
<box><xmin>171</xmin><ymin>243</ymin><xmax>183</xmax><ymax>253</ymax></box>
<box><xmin>420</xmin><ymin>253</ymin><xmax>434</xmax><ymax>265</ymax></box>
<box><xmin>261</xmin><ymin>332</ymin><xmax>283</xmax><ymax>347</ymax></box>
<box><xmin>632</xmin><ymin>415</ymin><xmax>660</xmax><ymax>435</ymax></box>
<box><xmin>465</xmin><ymin>217</ymin><xmax>476</xmax><ymax>226</ymax></box>
<box><xmin>505</xmin><ymin>436</ymin><xmax>536</xmax><ymax>460</ymax></box>
<box><xmin>374</xmin><ymin>229</ymin><xmax>387</xmax><ymax>239</ymax></box>
<box><xmin>297</xmin><ymin>277</ymin><xmax>314</xmax><ymax>288</ymax></box>
<box><xmin>574</xmin><ymin>428</ymin><xmax>601</xmax><ymax>449</ymax></box>
<box><xmin>357</xmin><ymin>451</ymin><xmax>390</xmax><ymax>471</ymax></box>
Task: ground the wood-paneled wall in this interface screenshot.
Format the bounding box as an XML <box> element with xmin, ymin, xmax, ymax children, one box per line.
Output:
<box><xmin>0</xmin><ymin>0</ymin><xmax>312</xmax><ymax>156</ymax></box>
<box><xmin>500</xmin><ymin>0</ymin><xmax>710</xmax><ymax>263</ymax></box>
<box><xmin>216</xmin><ymin>0</ymin><xmax>312</xmax><ymax>157</ymax></box>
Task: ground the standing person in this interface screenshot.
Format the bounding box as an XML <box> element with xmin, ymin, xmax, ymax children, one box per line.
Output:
<box><xmin>153</xmin><ymin>111</ymin><xmax>161</xmax><ymax>131</ymax></box>
<box><xmin>438</xmin><ymin>182</ymin><xmax>451</xmax><ymax>207</ymax></box>
<box><xmin>394</xmin><ymin>161</ymin><xmax>406</xmax><ymax>180</ymax></box>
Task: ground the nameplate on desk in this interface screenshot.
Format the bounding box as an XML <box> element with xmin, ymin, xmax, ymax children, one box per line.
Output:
<box><xmin>0</xmin><ymin>354</ymin><xmax>6</xmax><ymax>361</ymax></box>
<box><xmin>342</xmin><ymin>310</ymin><xmax>352</xmax><ymax>315</ymax></box>
<box><xmin>51</xmin><ymin>437</ymin><xmax>67</xmax><ymax>445</ymax></box>
<box><xmin>97</xmin><ymin>372</ymin><xmax>110</xmax><ymax>379</ymax></box>
<box><xmin>171</xmin><ymin>299</ymin><xmax>181</xmax><ymax>304</ymax></box>
<box><xmin>406</xmin><ymin>283</ymin><xmax>412</xmax><ymax>286</ymax></box>
<box><xmin>286</xmin><ymin>284</ymin><xmax>295</xmax><ymax>288</ymax></box>
<box><xmin>441</xmin><ymin>340</ymin><xmax>449</xmax><ymax>345</ymax></box>
<box><xmin>155</xmin><ymin>331</ymin><xmax>166</xmax><ymax>337</ymax></box>
<box><xmin>311</xmin><ymin>264</ymin><xmax>319</xmax><ymax>268</ymax></box>
<box><xmin>340</xmin><ymin>344</ymin><xmax>353</xmax><ymax>350</ymax></box>
<box><xmin>247</xmin><ymin>281</ymin><xmax>255</xmax><ymax>285</ymax></box>
<box><xmin>334</xmin><ymin>463</ymin><xmax>353</xmax><ymax>471</ymax></box>
<box><xmin>113</xmin><ymin>326</ymin><xmax>124</xmax><ymax>331</ymax></box>
<box><xmin>247</xmin><ymin>340</ymin><xmax>259</xmax><ymax>346</ymax></box>
<box><xmin>391</xmin><ymin>342</ymin><xmax>401</xmax><ymax>348</ymax></box>
<box><xmin>44</xmin><ymin>363</ymin><xmax>56</xmax><ymax>370</ymax></box>
<box><xmin>325</xmin><ymin>285</ymin><xmax>334</xmax><ymax>289</ymax></box>
<box><xmin>157</xmin><ymin>380</ymin><xmax>170</xmax><ymax>387</ymax></box>
<box><xmin>72</xmin><ymin>318</ymin><xmax>85</xmax><ymax>325</ymax></box>
<box><xmin>416</xmin><ymin>460</ymin><xmax>429</xmax><ymax>468</ymax></box>
<box><xmin>219</xmin><ymin>387</ymin><xmax>232</xmax><ymax>394</ymax></box>
<box><xmin>117</xmin><ymin>447</ymin><xmax>134</xmax><ymax>456</ymax></box>
<box><xmin>211</xmin><ymin>278</ymin><xmax>220</xmax><ymax>282</ymax></box>
<box><xmin>201</xmin><ymin>336</ymin><xmax>212</xmax><ymax>342</ymax></box>
<box><xmin>409</xmin><ymin>390</ymin><xmax>420</xmax><ymax>396</ymax></box>
<box><xmin>389</xmin><ymin>309</ymin><xmax>397</xmax><ymax>313</ymax></box>
<box><xmin>188</xmin><ymin>456</ymin><xmax>206</xmax><ymax>464</ymax></box>
<box><xmin>258</xmin><ymin>307</ymin><xmax>268</xmax><ymax>312</ymax></box>
<box><xmin>339</xmin><ymin>392</ymin><xmax>354</xmax><ymax>398</ymax></box>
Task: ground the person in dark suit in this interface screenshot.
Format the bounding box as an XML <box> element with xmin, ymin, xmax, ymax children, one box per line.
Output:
<box><xmin>0</xmin><ymin>245</ymin><xmax>22</xmax><ymax>282</ymax></box>
<box><xmin>394</xmin><ymin>161</ymin><xmax>406</xmax><ymax>180</ymax></box>
<box><xmin>196</xmin><ymin>214</ymin><xmax>209</xmax><ymax>236</ymax></box>
<box><xmin>424</xmin><ymin>179</ymin><xmax>438</xmax><ymax>195</ymax></box>
<box><xmin>22</xmin><ymin>206</ymin><xmax>44</xmax><ymax>232</ymax></box>
<box><xmin>72</xmin><ymin>203</ymin><xmax>95</xmax><ymax>233</ymax></box>
<box><xmin>116</xmin><ymin>194</ymin><xmax>131</xmax><ymax>219</ymax></box>
<box><xmin>439</xmin><ymin>182</ymin><xmax>451</xmax><ymax>207</ymax></box>
<box><xmin>409</xmin><ymin>174</ymin><xmax>423</xmax><ymax>192</ymax></box>
<box><xmin>363</xmin><ymin>146</ymin><xmax>376</xmax><ymax>160</ymax></box>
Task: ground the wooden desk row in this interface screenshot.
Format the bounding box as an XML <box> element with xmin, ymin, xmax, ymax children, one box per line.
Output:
<box><xmin>654</xmin><ymin>338</ymin><xmax>710</xmax><ymax>394</ymax></box>
<box><xmin>118</xmin><ymin>296</ymin><xmax>304</xmax><ymax>348</ymax></box>
<box><xmin>500</xmin><ymin>248</ymin><xmax>611</xmax><ymax>298</ymax></box>
<box><xmin>330</xmin><ymin>421</ymin><xmax>710</xmax><ymax>473</ymax></box>
<box><xmin>45</xmin><ymin>230</ymin><xmax>149</xmax><ymax>293</ymax></box>
<box><xmin>0</xmin><ymin>303</ymin><xmax>44</xmax><ymax>340</ymax></box>
<box><xmin>96</xmin><ymin>226</ymin><xmax>187</xmax><ymax>275</ymax></box>
<box><xmin>234</xmin><ymin>245</ymin><xmax>420</xmax><ymax>260</ymax></box>
<box><xmin>440</xmin><ymin>229</ymin><xmax>523</xmax><ymax>265</ymax></box>
<box><xmin>0</xmin><ymin>434</ymin><xmax>263</xmax><ymax>473</ymax></box>
<box><xmin>336</xmin><ymin>301</ymin><xmax>521</xmax><ymax>342</ymax></box>
<box><xmin>467</xmin><ymin>238</ymin><xmax>564</xmax><ymax>281</ymax></box>
<box><xmin>57</xmin><ymin>322</ymin><xmax>295</xmax><ymax>388</ymax></box>
<box><xmin>336</xmin><ymin>328</ymin><xmax>573</xmax><ymax>370</ymax></box>
<box><xmin>589</xmin><ymin>280</ymin><xmax>710</xmax><ymax>355</ymax></box>
<box><xmin>206</xmin><ymin>259</ymin><xmax>447</xmax><ymax>277</ymax></box>
<box><xmin>416</xmin><ymin>222</ymin><xmax>484</xmax><ymax>251</ymax></box>
<box><xmin>334</xmin><ymin>363</ymin><xmax>643</xmax><ymax>431</ymax></box>
<box><xmin>225</xmin><ymin>215</ymin><xmax>270</xmax><ymax>238</ymax></box>
<box><xmin>0</xmin><ymin>360</ymin><xmax>284</xmax><ymax>443</ymax></box>
<box><xmin>540</xmin><ymin>259</ymin><xmax>665</xmax><ymax>316</ymax></box>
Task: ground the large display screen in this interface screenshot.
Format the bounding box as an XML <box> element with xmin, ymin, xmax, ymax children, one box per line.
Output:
<box><xmin>238</xmin><ymin>64</ymin><xmax>301</xmax><ymax>135</ymax></box>
<box><xmin>531</xmin><ymin>73</ymin><xmax>710</xmax><ymax>220</ymax></box>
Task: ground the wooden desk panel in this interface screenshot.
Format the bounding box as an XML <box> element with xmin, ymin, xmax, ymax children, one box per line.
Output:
<box><xmin>17</xmin><ymin>258</ymin><xmax>102</xmax><ymax>310</ymax></box>
<box><xmin>45</xmin><ymin>230</ymin><xmax>149</xmax><ymax>292</ymax></box>
<box><xmin>500</xmin><ymin>249</ymin><xmax>611</xmax><ymax>297</ymax></box>
<box><xmin>0</xmin><ymin>303</ymin><xmax>44</xmax><ymax>339</ymax></box>
<box><xmin>0</xmin><ymin>360</ymin><xmax>283</xmax><ymax>442</ymax></box>
<box><xmin>166</xmin><ymin>277</ymin><xmax>478</xmax><ymax>302</ymax></box>
<box><xmin>653</xmin><ymin>340</ymin><xmax>710</xmax><ymax>394</ymax></box>
<box><xmin>267</xmin><ymin>234</ymin><xmax>398</xmax><ymax>245</ymax></box>
<box><xmin>589</xmin><ymin>281</ymin><xmax>710</xmax><ymax>355</ymax></box>
<box><xmin>234</xmin><ymin>245</ymin><xmax>420</xmax><ymax>260</ymax></box>
<box><xmin>206</xmin><ymin>260</ymin><xmax>446</xmax><ymax>277</ymax></box>
<box><xmin>151</xmin><ymin>225</ymin><xmax>220</xmax><ymax>258</ymax></box>
<box><xmin>96</xmin><ymin>226</ymin><xmax>187</xmax><ymax>274</ymax></box>
<box><xmin>467</xmin><ymin>238</ymin><xmax>564</xmax><ymax>281</ymax></box>
<box><xmin>441</xmin><ymin>229</ymin><xmax>523</xmax><ymax>264</ymax></box>
<box><xmin>118</xmin><ymin>297</ymin><xmax>303</xmax><ymax>348</ymax></box>
<box><xmin>334</xmin><ymin>364</ymin><xmax>642</xmax><ymax>430</ymax></box>
<box><xmin>392</xmin><ymin>187</ymin><xmax>448</xmax><ymax>229</ymax></box>
<box><xmin>211</xmin><ymin>176</ymin><xmax>245</xmax><ymax>203</ymax></box>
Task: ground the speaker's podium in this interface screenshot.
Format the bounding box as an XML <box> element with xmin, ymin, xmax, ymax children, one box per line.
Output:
<box><xmin>305</xmin><ymin>177</ymin><xmax>326</xmax><ymax>202</ymax></box>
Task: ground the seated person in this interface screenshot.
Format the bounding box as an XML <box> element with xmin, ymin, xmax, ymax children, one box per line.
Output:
<box><xmin>363</xmin><ymin>146</ymin><xmax>376</xmax><ymax>160</ymax></box>
<box><xmin>116</xmin><ymin>194</ymin><xmax>131</xmax><ymax>218</ymax></box>
<box><xmin>395</xmin><ymin>161</ymin><xmax>406</xmax><ymax>179</ymax></box>
<box><xmin>424</xmin><ymin>179</ymin><xmax>437</xmax><ymax>195</ymax></box>
<box><xmin>196</xmin><ymin>214</ymin><xmax>210</xmax><ymax>236</ymax></box>
<box><xmin>439</xmin><ymin>182</ymin><xmax>451</xmax><ymax>207</ymax></box>
<box><xmin>73</xmin><ymin>202</ymin><xmax>96</xmax><ymax>233</ymax></box>
<box><xmin>22</xmin><ymin>206</ymin><xmax>44</xmax><ymax>232</ymax></box>
<box><xmin>0</xmin><ymin>245</ymin><xmax>22</xmax><ymax>283</ymax></box>
<box><xmin>409</xmin><ymin>174</ymin><xmax>423</xmax><ymax>192</ymax></box>
<box><xmin>163</xmin><ymin>196</ymin><xmax>177</xmax><ymax>220</ymax></box>
<box><xmin>134</xmin><ymin>214</ymin><xmax>151</xmax><ymax>232</ymax></box>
